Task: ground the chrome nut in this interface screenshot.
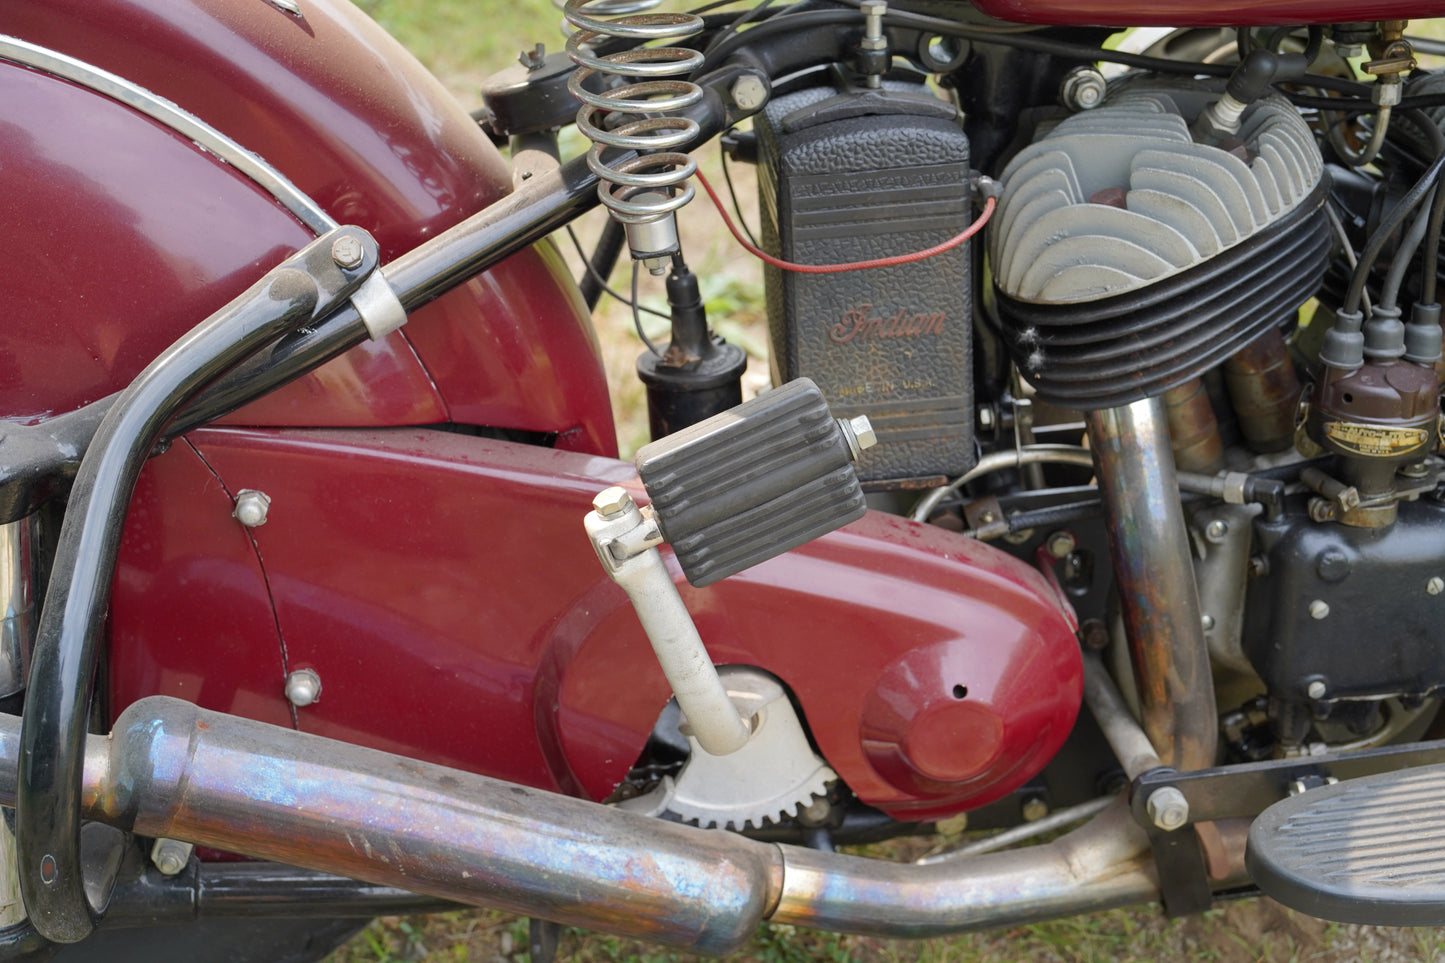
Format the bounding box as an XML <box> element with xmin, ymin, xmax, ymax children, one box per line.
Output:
<box><xmin>233</xmin><ymin>489</ymin><xmax>271</xmax><ymax>528</ymax></box>
<box><xmin>150</xmin><ymin>837</ymin><xmax>194</xmax><ymax>876</ymax></box>
<box><xmin>1146</xmin><ymin>786</ymin><xmax>1190</xmax><ymax>832</ymax></box>
<box><xmin>285</xmin><ymin>668</ymin><xmax>322</xmax><ymax>708</ymax></box>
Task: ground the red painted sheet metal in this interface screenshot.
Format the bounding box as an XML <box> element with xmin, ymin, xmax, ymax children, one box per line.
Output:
<box><xmin>0</xmin><ymin>0</ymin><xmax>615</xmax><ymax>453</ymax></box>
<box><xmin>109</xmin><ymin>440</ymin><xmax>294</xmax><ymax>731</ymax></box>
<box><xmin>112</xmin><ymin>427</ymin><xmax>1080</xmax><ymax>819</ymax></box>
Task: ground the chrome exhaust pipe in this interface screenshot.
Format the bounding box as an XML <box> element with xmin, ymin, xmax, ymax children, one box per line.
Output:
<box><xmin>0</xmin><ymin>697</ymin><xmax>1174</xmax><ymax>953</ymax></box>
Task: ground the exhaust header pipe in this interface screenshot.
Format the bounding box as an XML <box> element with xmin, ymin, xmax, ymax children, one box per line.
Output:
<box><xmin>0</xmin><ymin>698</ymin><xmax>1161</xmax><ymax>954</ymax></box>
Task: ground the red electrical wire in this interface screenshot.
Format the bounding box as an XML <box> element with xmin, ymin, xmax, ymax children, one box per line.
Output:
<box><xmin>695</xmin><ymin>168</ymin><xmax>996</xmax><ymax>274</ymax></box>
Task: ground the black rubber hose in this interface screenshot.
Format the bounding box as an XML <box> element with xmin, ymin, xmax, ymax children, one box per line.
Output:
<box><xmin>16</xmin><ymin>228</ymin><xmax>377</xmax><ymax>944</ymax></box>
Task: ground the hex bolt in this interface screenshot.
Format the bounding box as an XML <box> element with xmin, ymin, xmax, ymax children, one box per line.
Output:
<box><xmin>1309</xmin><ymin>599</ymin><xmax>1330</xmax><ymax>620</ymax></box>
<box><xmin>331</xmin><ymin>235</ymin><xmax>365</xmax><ymax>270</ymax></box>
<box><xmin>1146</xmin><ymin>786</ymin><xmax>1190</xmax><ymax>832</ymax></box>
<box><xmin>729</xmin><ymin>75</ymin><xmax>768</xmax><ymax>112</ymax></box>
<box><xmin>232</xmin><ymin>489</ymin><xmax>272</xmax><ymax>528</ymax></box>
<box><xmin>1204</xmin><ymin>519</ymin><xmax>1229</xmax><ymax>542</ymax></box>
<box><xmin>1045</xmin><ymin>531</ymin><xmax>1076</xmax><ymax>559</ymax></box>
<box><xmin>284</xmin><ymin>668</ymin><xmax>322</xmax><ymax>708</ymax></box>
<box><xmin>150</xmin><ymin>837</ymin><xmax>194</xmax><ymax>876</ymax></box>
<box><xmin>1429</xmin><ymin>577</ymin><xmax>1444</xmax><ymax>596</ymax></box>
<box><xmin>837</xmin><ymin>415</ymin><xmax>878</xmax><ymax>461</ymax></box>
<box><xmin>1306</xmin><ymin>679</ymin><xmax>1327</xmax><ymax>700</ymax></box>
<box><xmin>1060</xmin><ymin>65</ymin><xmax>1107</xmax><ymax>111</ymax></box>
<box><xmin>592</xmin><ymin>486</ymin><xmax>636</xmax><ymax>519</ymax></box>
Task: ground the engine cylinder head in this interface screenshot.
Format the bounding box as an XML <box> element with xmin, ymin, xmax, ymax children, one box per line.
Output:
<box><xmin>991</xmin><ymin>81</ymin><xmax>1330</xmax><ymax>409</ymax></box>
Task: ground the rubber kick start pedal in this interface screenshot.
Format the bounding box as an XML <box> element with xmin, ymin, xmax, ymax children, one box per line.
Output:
<box><xmin>635</xmin><ymin>378</ymin><xmax>874</xmax><ymax>587</ymax></box>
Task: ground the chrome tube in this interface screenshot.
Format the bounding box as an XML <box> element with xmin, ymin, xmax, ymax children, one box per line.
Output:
<box><xmin>0</xmin><ymin>518</ymin><xmax>36</xmax><ymax>699</ymax></box>
<box><xmin>1086</xmin><ymin>399</ymin><xmax>1217</xmax><ymax>771</ymax></box>
<box><xmin>0</xmin><ymin>698</ymin><xmax>1177</xmax><ymax>946</ymax></box>
<box><xmin>771</xmin><ymin>800</ymin><xmax>1155</xmax><ymax>936</ymax></box>
<box><xmin>0</xmin><ymin>698</ymin><xmax>779</xmax><ymax>956</ymax></box>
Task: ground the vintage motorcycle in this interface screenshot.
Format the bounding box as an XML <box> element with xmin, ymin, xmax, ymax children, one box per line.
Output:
<box><xmin>3</xmin><ymin>0</ymin><xmax>1445</xmax><ymax>958</ymax></box>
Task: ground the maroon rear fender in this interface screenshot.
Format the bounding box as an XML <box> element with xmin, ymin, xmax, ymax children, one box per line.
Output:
<box><xmin>0</xmin><ymin>0</ymin><xmax>615</xmax><ymax>453</ymax></box>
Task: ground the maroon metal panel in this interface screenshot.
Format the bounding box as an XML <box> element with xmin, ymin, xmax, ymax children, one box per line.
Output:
<box><xmin>109</xmin><ymin>427</ymin><xmax>1081</xmax><ymax>819</ymax></box>
<box><xmin>969</xmin><ymin>0</ymin><xmax>1445</xmax><ymax>27</ymax></box>
<box><xmin>0</xmin><ymin>0</ymin><xmax>615</xmax><ymax>452</ymax></box>
<box><xmin>109</xmin><ymin>440</ymin><xmax>294</xmax><ymax>731</ymax></box>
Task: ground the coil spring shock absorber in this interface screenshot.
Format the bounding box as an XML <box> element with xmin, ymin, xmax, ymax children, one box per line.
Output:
<box><xmin>564</xmin><ymin>0</ymin><xmax>704</xmax><ymax>273</ymax></box>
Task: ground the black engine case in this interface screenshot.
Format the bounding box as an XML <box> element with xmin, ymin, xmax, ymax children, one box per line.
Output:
<box><xmin>1244</xmin><ymin>496</ymin><xmax>1445</xmax><ymax>705</ymax></box>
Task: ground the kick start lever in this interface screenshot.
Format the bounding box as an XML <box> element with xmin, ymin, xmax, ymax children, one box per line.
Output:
<box><xmin>585</xmin><ymin>378</ymin><xmax>874</xmax><ymax>756</ymax></box>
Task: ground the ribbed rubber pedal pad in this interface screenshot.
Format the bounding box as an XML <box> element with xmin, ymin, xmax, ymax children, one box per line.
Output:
<box><xmin>635</xmin><ymin>378</ymin><xmax>870</xmax><ymax>587</ymax></box>
<box><xmin>1246</xmin><ymin>764</ymin><xmax>1445</xmax><ymax>925</ymax></box>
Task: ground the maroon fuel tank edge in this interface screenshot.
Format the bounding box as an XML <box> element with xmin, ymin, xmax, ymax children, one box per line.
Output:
<box><xmin>0</xmin><ymin>0</ymin><xmax>615</xmax><ymax>453</ymax></box>
<box><xmin>111</xmin><ymin>427</ymin><xmax>1081</xmax><ymax>819</ymax></box>
<box><xmin>969</xmin><ymin>0</ymin><xmax>1445</xmax><ymax>27</ymax></box>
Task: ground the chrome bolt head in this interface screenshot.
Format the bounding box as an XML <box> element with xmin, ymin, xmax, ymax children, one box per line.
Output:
<box><xmin>1204</xmin><ymin>519</ymin><xmax>1229</xmax><ymax>542</ymax></box>
<box><xmin>1060</xmin><ymin>66</ymin><xmax>1107</xmax><ymax>111</ymax></box>
<box><xmin>592</xmin><ymin>486</ymin><xmax>636</xmax><ymax>519</ymax></box>
<box><xmin>1146</xmin><ymin>786</ymin><xmax>1190</xmax><ymax>832</ymax></box>
<box><xmin>285</xmin><ymin>668</ymin><xmax>322</xmax><ymax>707</ymax></box>
<box><xmin>331</xmin><ymin>235</ymin><xmax>365</xmax><ymax>270</ymax></box>
<box><xmin>233</xmin><ymin>489</ymin><xmax>271</xmax><ymax>528</ymax></box>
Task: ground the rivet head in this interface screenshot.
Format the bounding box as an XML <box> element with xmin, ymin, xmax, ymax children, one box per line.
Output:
<box><xmin>591</xmin><ymin>486</ymin><xmax>635</xmax><ymax>519</ymax></box>
<box><xmin>233</xmin><ymin>489</ymin><xmax>271</xmax><ymax>527</ymax></box>
<box><xmin>285</xmin><ymin>668</ymin><xmax>322</xmax><ymax>707</ymax></box>
<box><xmin>331</xmin><ymin>235</ymin><xmax>365</xmax><ymax>270</ymax></box>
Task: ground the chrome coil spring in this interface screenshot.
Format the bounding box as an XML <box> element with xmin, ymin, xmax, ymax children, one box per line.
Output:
<box><xmin>563</xmin><ymin>0</ymin><xmax>705</xmax><ymax>236</ymax></box>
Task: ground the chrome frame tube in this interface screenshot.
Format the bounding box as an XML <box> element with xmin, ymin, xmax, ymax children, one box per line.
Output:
<box><xmin>0</xmin><ymin>517</ymin><xmax>35</xmax><ymax>700</ymax></box>
<box><xmin>1085</xmin><ymin>399</ymin><xmax>1218</xmax><ymax>771</ymax></box>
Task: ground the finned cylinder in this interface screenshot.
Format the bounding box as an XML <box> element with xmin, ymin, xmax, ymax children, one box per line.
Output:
<box><xmin>1161</xmin><ymin>379</ymin><xmax>1224</xmax><ymax>472</ymax></box>
<box><xmin>1224</xmin><ymin>327</ymin><xmax>1301</xmax><ymax>453</ymax></box>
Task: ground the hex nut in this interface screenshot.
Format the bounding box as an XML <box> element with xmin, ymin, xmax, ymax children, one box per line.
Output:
<box><xmin>285</xmin><ymin>668</ymin><xmax>322</xmax><ymax>708</ymax></box>
<box><xmin>331</xmin><ymin>235</ymin><xmax>365</xmax><ymax>270</ymax></box>
<box><xmin>1146</xmin><ymin>786</ymin><xmax>1190</xmax><ymax>832</ymax></box>
<box><xmin>150</xmin><ymin>837</ymin><xmax>194</xmax><ymax>876</ymax></box>
<box><xmin>233</xmin><ymin>489</ymin><xmax>271</xmax><ymax>528</ymax></box>
<box><xmin>592</xmin><ymin>486</ymin><xmax>636</xmax><ymax>519</ymax></box>
<box><xmin>1060</xmin><ymin>66</ymin><xmax>1107</xmax><ymax>111</ymax></box>
<box><xmin>849</xmin><ymin>415</ymin><xmax>877</xmax><ymax>451</ymax></box>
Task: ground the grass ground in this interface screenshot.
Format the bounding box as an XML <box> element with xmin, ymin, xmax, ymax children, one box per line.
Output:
<box><xmin>329</xmin><ymin>2</ymin><xmax>1445</xmax><ymax>960</ymax></box>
